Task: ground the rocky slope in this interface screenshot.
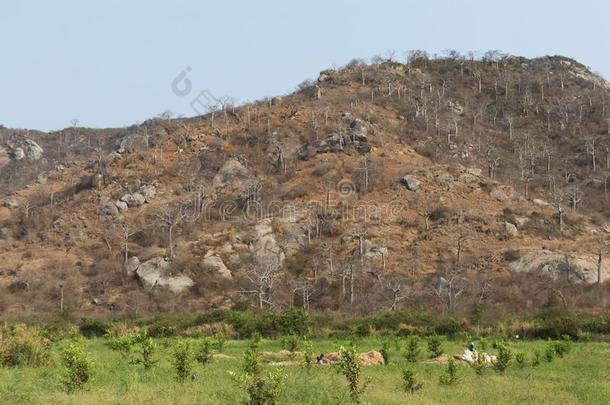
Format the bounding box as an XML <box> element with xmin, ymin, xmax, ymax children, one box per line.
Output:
<box><xmin>1</xmin><ymin>54</ymin><xmax>609</xmax><ymax>319</ymax></box>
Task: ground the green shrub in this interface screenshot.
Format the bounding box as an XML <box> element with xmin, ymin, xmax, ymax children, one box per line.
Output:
<box><xmin>302</xmin><ymin>338</ymin><xmax>314</xmax><ymax>370</ymax></box>
<box><xmin>532</xmin><ymin>350</ymin><xmax>541</xmax><ymax>367</ymax></box>
<box><xmin>470</xmin><ymin>352</ymin><xmax>486</xmax><ymax>376</ymax></box>
<box><xmin>544</xmin><ymin>345</ymin><xmax>555</xmax><ymax>362</ymax></box>
<box><xmin>427</xmin><ymin>335</ymin><xmax>443</xmax><ymax>358</ymax></box>
<box><xmin>214</xmin><ymin>331</ymin><xmax>226</xmax><ymax>353</ymax></box>
<box><xmin>61</xmin><ymin>341</ymin><xmax>93</xmax><ymax>392</ymax></box>
<box><xmin>515</xmin><ymin>352</ymin><xmax>526</xmax><ymax>368</ymax></box>
<box><xmin>439</xmin><ymin>359</ymin><xmax>459</xmax><ymax>385</ymax></box>
<box><xmin>404</xmin><ymin>337</ymin><xmax>420</xmax><ymax>363</ymax></box>
<box><xmin>130</xmin><ymin>329</ymin><xmax>157</xmax><ymax>370</ymax></box>
<box><xmin>337</xmin><ymin>345</ymin><xmax>368</xmax><ymax>404</ymax></box>
<box><xmin>380</xmin><ymin>340</ymin><xmax>390</xmax><ymax>365</ymax></box>
<box><xmin>196</xmin><ymin>337</ymin><xmax>214</xmax><ymax>365</ymax></box>
<box><xmin>281</xmin><ymin>334</ymin><xmax>300</xmax><ymax>354</ymax></box>
<box><xmin>552</xmin><ymin>336</ymin><xmax>572</xmax><ymax>357</ymax></box>
<box><xmin>232</xmin><ymin>335</ymin><xmax>285</xmax><ymax>405</ymax></box>
<box><xmin>172</xmin><ymin>340</ymin><xmax>194</xmax><ymax>382</ymax></box>
<box><xmin>493</xmin><ymin>341</ymin><xmax>512</xmax><ymax>373</ymax></box>
<box><xmin>401</xmin><ymin>365</ymin><xmax>423</xmax><ymax>394</ymax></box>
<box><xmin>79</xmin><ymin>318</ymin><xmax>109</xmax><ymax>338</ymax></box>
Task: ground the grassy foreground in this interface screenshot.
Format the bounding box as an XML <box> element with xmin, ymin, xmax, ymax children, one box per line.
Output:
<box><xmin>0</xmin><ymin>337</ymin><xmax>609</xmax><ymax>404</ymax></box>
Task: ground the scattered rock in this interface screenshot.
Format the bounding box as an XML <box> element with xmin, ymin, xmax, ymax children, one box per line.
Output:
<box><xmin>4</xmin><ymin>200</ymin><xmax>19</xmax><ymax>210</ymax></box>
<box><xmin>120</xmin><ymin>193</ymin><xmax>146</xmax><ymax>208</ymax></box>
<box><xmin>490</xmin><ymin>188</ymin><xmax>507</xmax><ymax>201</ymax></box>
<box><xmin>465</xmin><ymin>167</ymin><xmax>482</xmax><ymax>176</ymax></box>
<box><xmin>139</xmin><ymin>185</ymin><xmax>156</xmax><ymax>202</ymax></box>
<box><xmin>102</xmin><ymin>202</ymin><xmax>119</xmax><ymax>216</ymax></box>
<box><xmin>115</xmin><ymin>200</ymin><xmax>129</xmax><ymax>212</ymax></box>
<box><xmin>533</xmin><ymin>198</ymin><xmax>550</xmax><ymax>208</ymax></box>
<box><xmin>400</xmin><ymin>175</ymin><xmax>420</xmax><ymax>191</ymax></box>
<box><xmin>505</xmin><ymin>222</ymin><xmax>519</xmax><ymax>237</ymax></box>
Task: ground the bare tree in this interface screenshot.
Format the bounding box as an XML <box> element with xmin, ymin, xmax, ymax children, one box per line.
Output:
<box><xmin>153</xmin><ymin>203</ymin><xmax>187</xmax><ymax>259</ymax></box>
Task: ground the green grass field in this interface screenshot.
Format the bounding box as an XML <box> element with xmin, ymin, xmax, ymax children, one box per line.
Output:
<box><xmin>1</xmin><ymin>337</ymin><xmax>609</xmax><ymax>404</ymax></box>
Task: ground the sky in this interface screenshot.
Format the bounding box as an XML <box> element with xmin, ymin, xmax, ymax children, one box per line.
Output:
<box><xmin>1</xmin><ymin>0</ymin><xmax>609</xmax><ymax>131</ymax></box>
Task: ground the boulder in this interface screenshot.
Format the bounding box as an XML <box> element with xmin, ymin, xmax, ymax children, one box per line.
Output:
<box><xmin>125</xmin><ymin>256</ymin><xmax>140</xmax><ymax>278</ymax></box>
<box><xmin>102</xmin><ymin>202</ymin><xmax>119</xmax><ymax>216</ymax></box>
<box><xmin>20</xmin><ymin>139</ymin><xmax>43</xmax><ymax>160</ymax></box>
<box><xmin>4</xmin><ymin>200</ymin><xmax>19</xmax><ymax>210</ymax></box>
<box><xmin>136</xmin><ymin>257</ymin><xmax>194</xmax><ymax>293</ymax></box>
<box><xmin>10</xmin><ymin>148</ymin><xmax>25</xmax><ymax>160</ymax></box>
<box><xmin>533</xmin><ymin>198</ymin><xmax>550</xmax><ymax>208</ymax></box>
<box><xmin>490</xmin><ymin>188</ymin><xmax>507</xmax><ymax>201</ymax></box>
<box><xmin>115</xmin><ymin>200</ymin><xmax>129</xmax><ymax>212</ymax></box>
<box><xmin>203</xmin><ymin>250</ymin><xmax>233</xmax><ymax>279</ymax></box>
<box><xmin>121</xmin><ymin>193</ymin><xmax>146</xmax><ymax>208</ymax></box>
<box><xmin>465</xmin><ymin>167</ymin><xmax>482</xmax><ymax>176</ymax></box>
<box><xmin>505</xmin><ymin>222</ymin><xmax>519</xmax><ymax>237</ymax></box>
<box><xmin>400</xmin><ymin>175</ymin><xmax>420</xmax><ymax>191</ymax></box>
<box><xmin>139</xmin><ymin>185</ymin><xmax>156</xmax><ymax>203</ymax></box>
<box><xmin>213</xmin><ymin>158</ymin><xmax>257</xmax><ymax>198</ymax></box>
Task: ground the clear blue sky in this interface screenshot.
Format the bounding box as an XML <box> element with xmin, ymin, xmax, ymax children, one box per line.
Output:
<box><xmin>1</xmin><ymin>0</ymin><xmax>609</xmax><ymax>131</ymax></box>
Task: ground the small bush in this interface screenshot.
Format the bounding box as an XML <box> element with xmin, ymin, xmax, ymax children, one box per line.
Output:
<box><xmin>427</xmin><ymin>335</ymin><xmax>443</xmax><ymax>358</ymax></box>
<box><xmin>532</xmin><ymin>351</ymin><xmax>541</xmax><ymax>367</ymax></box>
<box><xmin>404</xmin><ymin>336</ymin><xmax>420</xmax><ymax>363</ymax></box>
<box><xmin>61</xmin><ymin>341</ymin><xmax>93</xmax><ymax>392</ymax></box>
<box><xmin>302</xmin><ymin>338</ymin><xmax>314</xmax><ymax>370</ymax></box>
<box><xmin>196</xmin><ymin>337</ymin><xmax>214</xmax><ymax>365</ymax></box>
<box><xmin>232</xmin><ymin>335</ymin><xmax>285</xmax><ymax>405</ymax></box>
<box><xmin>130</xmin><ymin>329</ymin><xmax>157</xmax><ymax>370</ymax></box>
<box><xmin>281</xmin><ymin>334</ymin><xmax>300</xmax><ymax>354</ymax></box>
<box><xmin>401</xmin><ymin>365</ymin><xmax>423</xmax><ymax>394</ymax></box>
<box><xmin>515</xmin><ymin>352</ymin><xmax>526</xmax><ymax>368</ymax></box>
<box><xmin>470</xmin><ymin>352</ymin><xmax>486</xmax><ymax>376</ymax></box>
<box><xmin>214</xmin><ymin>331</ymin><xmax>226</xmax><ymax>353</ymax></box>
<box><xmin>172</xmin><ymin>340</ymin><xmax>194</xmax><ymax>382</ymax></box>
<box><xmin>439</xmin><ymin>359</ymin><xmax>459</xmax><ymax>385</ymax></box>
<box><xmin>493</xmin><ymin>341</ymin><xmax>512</xmax><ymax>373</ymax></box>
<box><xmin>544</xmin><ymin>345</ymin><xmax>555</xmax><ymax>362</ymax></box>
<box><xmin>79</xmin><ymin>318</ymin><xmax>110</xmax><ymax>338</ymax></box>
<box><xmin>380</xmin><ymin>340</ymin><xmax>390</xmax><ymax>365</ymax></box>
<box><xmin>337</xmin><ymin>345</ymin><xmax>368</xmax><ymax>404</ymax></box>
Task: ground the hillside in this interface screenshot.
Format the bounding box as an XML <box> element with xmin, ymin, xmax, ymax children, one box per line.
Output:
<box><xmin>1</xmin><ymin>53</ymin><xmax>609</xmax><ymax>321</ymax></box>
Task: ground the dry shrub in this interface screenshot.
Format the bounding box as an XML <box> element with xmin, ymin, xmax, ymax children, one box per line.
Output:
<box><xmin>0</xmin><ymin>324</ymin><xmax>51</xmax><ymax>367</ymax></box>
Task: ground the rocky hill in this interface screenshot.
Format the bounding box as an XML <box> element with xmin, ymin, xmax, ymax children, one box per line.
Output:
<box><xmin>1</xmin><ymin>53</ymin><xmax>609</xmax><ymax>321</ymax></box>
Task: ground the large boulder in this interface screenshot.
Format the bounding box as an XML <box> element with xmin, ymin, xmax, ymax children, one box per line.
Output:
<box><xmin>136</xmin><ymin>257</ymin><xmax>194</xmax><ymax>293</ymax></box>
<box><xmin>213</xmin><ymin>158</ymin><xmax>258</xmax><ymax>198</ymax></box>
<box><xmin>10</xmin><ymin>139</ymin><xmax>44</xmax><ymax>160</ymax></box>
<box><xmin>400</xmin><ymin>175</ymin><xmax>420</xmax><ymax>191</ymax></box>
<box><xmin>203</xmin><ymin>250</ymin><xmax>233</xmax><ymax>279</ymax></box>
<box><xmin>120</xmin><ymin>193</ymin><xmax>146</xmax><ymax>208</ymax></box>
<box><xmin>510</xmin><ymin>250</ymin><xmax>609</xmax><ymax>284</ymax></box>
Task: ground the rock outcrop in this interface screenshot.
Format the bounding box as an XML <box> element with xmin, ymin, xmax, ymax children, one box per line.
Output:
<box><xmin>509</xmin><ymin>250</ymin><xmax>608</xmax><ymax>284</ymax></box>
<box><xmin>135</xmin><ymin>257</ymin><xmax>194</xmax><ymax>293</ymax></box>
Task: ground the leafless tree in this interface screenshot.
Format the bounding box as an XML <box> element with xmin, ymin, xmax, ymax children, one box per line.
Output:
<box><xmin>153</xmin><ymin>203</ymin><xmax>187</xmax><ymax>259</ymax></box>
